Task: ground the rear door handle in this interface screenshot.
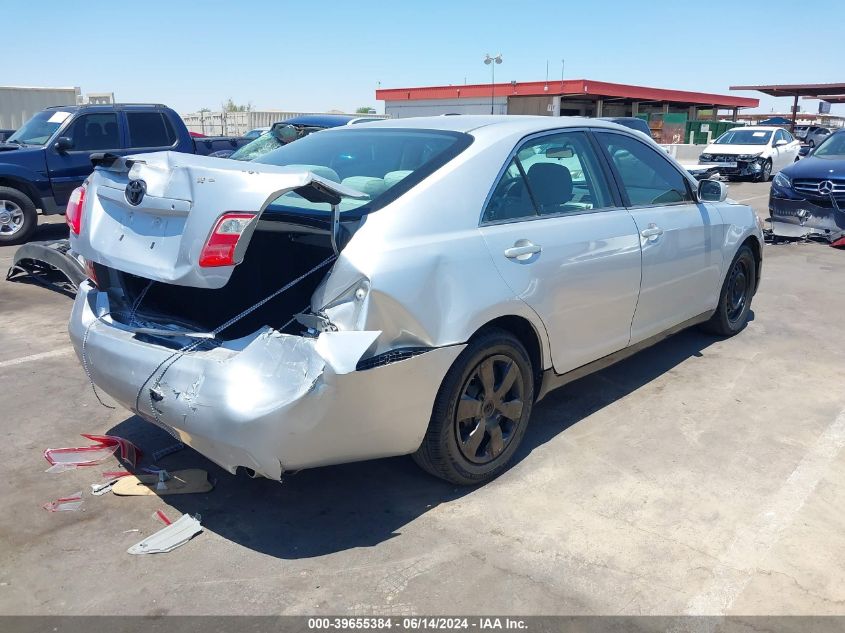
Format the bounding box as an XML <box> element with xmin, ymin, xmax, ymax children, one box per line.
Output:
<box><xmin>640</xmin><ymin>224</ymin><xmax>664</xmax><ymax>239</ymax></box>
<box><xmin>504</xmin><ymin>241</ymin><xmax>542</xmax><ymax>259</ymax></box>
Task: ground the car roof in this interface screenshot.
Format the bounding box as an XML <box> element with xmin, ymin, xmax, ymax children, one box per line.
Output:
<box><xmin>278</xmin><ymin>114</ymin><xmax>361</xmax><ymax>127</ymax></box>
<box><xmin>354</xmin><ymin>115</ymin><xmax>631</xmax><ymax>136</ymax></box>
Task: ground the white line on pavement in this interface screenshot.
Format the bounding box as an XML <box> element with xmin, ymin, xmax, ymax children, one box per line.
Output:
<box><xmin>736</xmin><ymin>194</ymin><xmax>770</xmax><ymax>203</ymax></box>
<box><xmin>0</xmin><ymin>348</ymin><xmax>73</xmax><ymax>369</ymax></box>
<box><xmin>685</xmin><ymin>405</ymin><xmax>845</xmax><ymax>615</ymax></box>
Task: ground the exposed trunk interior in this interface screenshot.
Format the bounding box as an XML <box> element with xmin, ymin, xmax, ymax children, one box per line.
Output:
<box><xmin>97</xmin><ymin>229</ymin><xmax>334</xmax><ymax>340</ymax></box>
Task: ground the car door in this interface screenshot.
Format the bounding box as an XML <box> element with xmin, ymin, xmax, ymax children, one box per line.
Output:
<box><xmin>45</xmin><ymin>112</ymin><xmax>124</xmax><ymax>206</ymax></box>
<box><xmin>780</xmin><ymin>129</ymin><xmax>801</xmax><ymax>164</ymax></box>
<box><xmin>479</xmin><ymin>129</ymin><xmax>642</xmax><ymax>375</ymax></box>
<box><xmin>594</xmin><ymin>130</ymin><xmax>724</xmax><ymax>345</ymax></box>
<box><xmin>771</xmin><ymin>129</ymin><xmax>789</xmax><ymax>171</ymax></box>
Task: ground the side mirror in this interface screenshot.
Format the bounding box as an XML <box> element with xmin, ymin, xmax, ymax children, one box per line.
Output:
<box><xmin>775</xmin><ymin>139</ymin><xmax>788</xmax><ymax>147</ymax></box>
<box><xmin>53</xmin><ymin>136</ymin><xmax>73</xmax><ymax>153</ymax></box>
<box><xmin>699</xmin><ymin>179</ymin><xmax>727</xmax><ymax>203</ymax></box>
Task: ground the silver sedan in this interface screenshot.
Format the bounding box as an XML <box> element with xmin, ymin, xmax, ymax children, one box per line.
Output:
<box><xmin>68</xmin><ymin>116</ymin><xmax>763</xmax><ymax>485</ymax></box>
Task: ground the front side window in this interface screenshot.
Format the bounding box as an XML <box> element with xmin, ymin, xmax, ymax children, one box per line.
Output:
<box><xmin>782</xmin><ymin>130</ymin><xmax>795</xmax><ymax>142</ymax></box>
<box><xmin>774</xmin><ymin>129</ymin><xmax>786</xmax><ymax>144</ymax></box>
<box><xmin>597</xmin><ymin>131</ymin><xmax>693</xmax><ymax>206</ymax></box>
<box><xmin>126</xmin><ymin>112</ymin><xmax>176</xmax><ymax>148</ymax></box>
<box><xmin>255</xmin><ymin>128</ymin><xmax>471</xmax><ymax>214</ymax></box>
<box><xmin>483</xmin><ymin>130</ymin><xmax>613</xmax><ymax>223</ymax></box>
<box><xmin>64</xmin><ymin>113</ymin><xmax>120</xmax><ymax>151</ymax></box>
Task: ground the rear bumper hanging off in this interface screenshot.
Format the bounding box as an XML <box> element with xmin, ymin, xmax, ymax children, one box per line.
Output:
<box><xmin>68</xmin><ymin>282</ymin><xmax>464</xmax><ymax>479</ymax></box>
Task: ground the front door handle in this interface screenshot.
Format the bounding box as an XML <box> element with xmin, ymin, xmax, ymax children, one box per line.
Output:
<box><xmin>640</xmin><ymin>224</ymin><xmax>664</xmax><ymax>239</ymax></box>
<box><xmin>504</xmin><ymin>241</ymin><xmax>542</xmax><ymax>260</ymax></box>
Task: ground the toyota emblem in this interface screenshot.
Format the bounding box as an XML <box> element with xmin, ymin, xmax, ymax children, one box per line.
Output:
<box><xmin>125</xmin><ymin>179</ymin><xmax>147</xmax><ymax>206</ymax></box>
<box><xmin>818</xmin><ymin>180</ymin><xmax>834</xmax><ymax>195</ymax></box>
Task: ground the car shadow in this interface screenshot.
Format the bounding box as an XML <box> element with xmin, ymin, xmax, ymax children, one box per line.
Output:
<box><xmin>106</xmin><ymin>324</ymin><xmax>724</xmax><ymax>560</ymax></box>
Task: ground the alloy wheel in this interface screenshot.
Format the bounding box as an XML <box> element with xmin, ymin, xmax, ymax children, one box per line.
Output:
<box><xmin>0</xmin><ymin>200</ymin><xmax>25</xmax><ymax>236</ymax></box>
<box><xmin>454</xmin><ymin>354</ymin><xmax>525</xmax><ymax>465</ymax></box>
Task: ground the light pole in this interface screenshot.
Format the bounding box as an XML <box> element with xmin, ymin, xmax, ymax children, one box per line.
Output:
<box><xmin>483</xmin><ymin>53</ymin><xmax>502</xmax><ymax>114</ymax></box>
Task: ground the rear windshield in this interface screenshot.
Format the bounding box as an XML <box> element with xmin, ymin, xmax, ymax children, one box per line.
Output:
<box><xmin>253</xmin><ymin>128</ymin><xmax>472</xmax><ymax>213</ymax></box>
<box><xmin>715</xmin><ymin>130</ymin><xmax>772</xmax><ymax>145</ymax></box>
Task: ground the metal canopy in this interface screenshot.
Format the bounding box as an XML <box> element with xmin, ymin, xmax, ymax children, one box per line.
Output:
<box><xmin>806</xmin><ymin>95</ymin><xmax>845</xmax><ymax>104</ymax></box>
<box><xmin>729</xmin><ymin>83</ymin><xmax>845</xmax><ymax>131</ymax></box>
<box><xmin>729</xmin><ymin>83</ymin><xmax>845</xmax><ymax>97</ymax></box>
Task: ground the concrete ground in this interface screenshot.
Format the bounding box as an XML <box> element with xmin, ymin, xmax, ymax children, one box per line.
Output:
<box><xmin>1</xmin><ymin>186</ymin><xmax>844</xmax><ymax>616</ymax></box>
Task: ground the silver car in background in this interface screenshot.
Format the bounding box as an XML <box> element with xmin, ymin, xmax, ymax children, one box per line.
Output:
<box><xmin>67</xmin><ymin>116</ymin><xmax>763</xmax><ymax>485</ymax></box>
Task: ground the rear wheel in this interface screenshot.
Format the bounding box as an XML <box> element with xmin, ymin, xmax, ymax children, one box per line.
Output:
<box><xmin>809</xmin><ymin>139</ymin><xmax>815</xmax><ymax>148</ymax></box>
<box><xmin>702</xmin><ymin>245</ymin><xmax>756</xmax><ymax>337</ymax></box>
<box><xmin>0</xmin><ymin>187</ymin><xmax>38</xmax><ymax>245</ymax></box>
<box><xmin>413</xmin><ymin>328</ymin><xmax>534</xmax><ymax>485</ymax></box>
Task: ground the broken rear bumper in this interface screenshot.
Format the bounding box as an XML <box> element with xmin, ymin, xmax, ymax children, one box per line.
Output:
<box><xmin>769</xmin><ymin>195</ymin><xmax>845</xmax><ymax>242</ymax></box>
<box><xmin>68</xmin><ymin>282</ymin><xmax>464</xmax><ymax>480</ymax></box>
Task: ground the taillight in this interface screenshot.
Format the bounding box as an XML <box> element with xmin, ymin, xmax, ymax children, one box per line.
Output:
<box><xmin>84</xmin><ymin>259</ymin><xmax>99</xmax><ymax>288</ymax></box>
<box><xmin>199</xmin><ymin>212</ymin><xmax>255</xmax><ymax>267</ymax></box>
<box><xmin>65</xmin><ymin>185</ymin><xmax>86</xmax><ymax>235</ymax></box>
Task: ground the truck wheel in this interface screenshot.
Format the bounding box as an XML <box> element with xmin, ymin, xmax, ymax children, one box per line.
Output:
<box><xmin>413</xmin><ymin>328</ymin><xmax>534</xmax><ymax>485</ymax></box>
<box><xmin>702</xmin><ymin>245</ymin><xmax>756</xmax><ymax>337</ymax></box>
<box><xmin>0</xmin><ymin>187</ymin><xmax>38</xmax><ymax>245</ymax></box>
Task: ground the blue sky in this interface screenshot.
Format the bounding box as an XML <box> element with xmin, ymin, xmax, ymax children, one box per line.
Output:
<box><xmin>3</xmin><ymin>0</ymin><xmax>844</xmax><ymax>116</ymax></box>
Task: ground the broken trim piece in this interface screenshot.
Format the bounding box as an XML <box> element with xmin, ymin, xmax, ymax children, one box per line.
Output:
<box><xmin>127</xmin><ymin>514</ymin><xmax>202</xmax><ymax>555</ymax></box>
<box><xmin>356</xmin><ymin>347</ymin><xmax>435</xmax><ymax>371</ymax></box>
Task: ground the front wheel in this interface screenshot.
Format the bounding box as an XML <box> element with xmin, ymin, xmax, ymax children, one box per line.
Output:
<box><xmin>702</xmin><ymin>245</ymin><xmax>757</xmax><ymax>337</ymax></box>
<box><xmin>755</xmin><ymin>160</ymin><xmax>772</xmax><ymax>182</ymax></box>
<box><xmin>0</xmin><ymin>187</ymin><xmax>38</xmax><ymax>246</ymax></box>
<box><xmin>809</xmin><ymin>140</ymin><xmax>815</xmax><ymax>148</ymax></box>
<box><xmin>413</xmin><ymin>328</ymin><xmax>534</xmax><ymax>485</ymax></box>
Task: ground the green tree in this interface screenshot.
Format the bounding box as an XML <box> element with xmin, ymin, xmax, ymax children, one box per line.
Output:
<box><xmin>355</xmin><ymin>106</ymin><xmax>376</xmax><ymax>114</ymax></box>
<box><xmin>222</xmin><ymin>98</ymin><xmax>252</xmax><ymax>112</ymax></box>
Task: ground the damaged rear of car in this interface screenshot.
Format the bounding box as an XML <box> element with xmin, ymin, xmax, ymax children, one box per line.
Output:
<box><xmin>69</xmin><ymin>129</ymin><xmax>476</xmax><ymax>481</ymax></box>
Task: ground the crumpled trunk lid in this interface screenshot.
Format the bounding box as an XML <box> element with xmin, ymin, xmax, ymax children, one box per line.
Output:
<box><xmin>71</xmin><ymin>151</ymin><xmax>360</xmax><ymax>289</ymax></box>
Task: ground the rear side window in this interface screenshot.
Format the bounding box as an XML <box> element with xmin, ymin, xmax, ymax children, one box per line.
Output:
<box><xmin>255</xmin><ymin>128</ymin><xmax>471</xmax><ymax>214</ymax></box>
<box><xmin>65</xmin><ymin>113</ymin><xmax>120</xmax><ymax>151</ymax></box>
<box><xmin>483</xmin><ymin>130</ymin><xmax>613</xmax><ymax>223</ymax></box>
<box><xmin>596</xmin><ymin>132</ymin><xmax>693</xmax><ymax>206</ymax></box>
<box><xmin>126</xmin><ymin>112</ymin><xmax>176</xmax><ymax>148</ymax></box>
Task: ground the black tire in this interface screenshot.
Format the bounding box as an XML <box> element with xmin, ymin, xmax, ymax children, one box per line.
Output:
<box><xmin>702</xmin><ymin>245</ymin><xmax>757</xmax><ymax>337</ymax></box>
<box><xmin>755</xmin><ymin>160</ymin><xmax>772</xmax><ymax>182</ymax></box>
<box><xmin>0</xmin><ymin>187</ymin><xmax>38</xmax><ymax>245</ymax></box>
<box><xmin>809</xmin><ymin>140</ymin><xmax>815</xmax><ymax>148</ymax></box>
<box><xmin>413</xmin><ymin>328</ymin><xmax>534</xmax><ymax>485</ymax></box>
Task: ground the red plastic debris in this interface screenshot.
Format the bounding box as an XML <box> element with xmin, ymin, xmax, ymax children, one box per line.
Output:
<box><xmin>44</xmin><ymin>434</ymin><xmax>141</xmax><ymax>468</ymax></box>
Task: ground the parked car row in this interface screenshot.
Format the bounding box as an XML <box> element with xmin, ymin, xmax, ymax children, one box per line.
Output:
<box><xmin>66</xmin><ymin>115</ymin><xmax>762</xmax><ymax>485</ymax></box>
<box><xmin>0</xmin><ymin>103</ymin><xmax>251</xmax><ymax>244</ymax></box>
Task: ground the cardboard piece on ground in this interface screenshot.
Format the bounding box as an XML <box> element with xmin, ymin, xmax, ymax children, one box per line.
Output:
<box><xmin>111</xmin><ymin>469</ymin><xmax>213</xmax><ymax>496</ymax></box>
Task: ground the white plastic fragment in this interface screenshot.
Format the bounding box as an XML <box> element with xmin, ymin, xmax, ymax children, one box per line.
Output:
<box><xmin>127</xmin><ymin>514</ymin><xmax>202</xmax><ymax>555</ymax></box>
<box><xmin>43</xmin><ymin>491</ymin><xmax>84</xmax><ymax>512</ymax></box>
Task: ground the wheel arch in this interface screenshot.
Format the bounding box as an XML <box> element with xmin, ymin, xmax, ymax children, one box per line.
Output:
<box><xmin>0</xmin><ymin>176</ymin><xmax>42</xmax><ymax>210</ymax></box>
<box><xmin>468</xmin><ymin>314</ymin><xmax>548</xmax><ymax>399</ymax></box>
<box><xmin>741</xmin><ymin>234</ymin><xmax>763</xmax><ymax>294</ymax></box>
